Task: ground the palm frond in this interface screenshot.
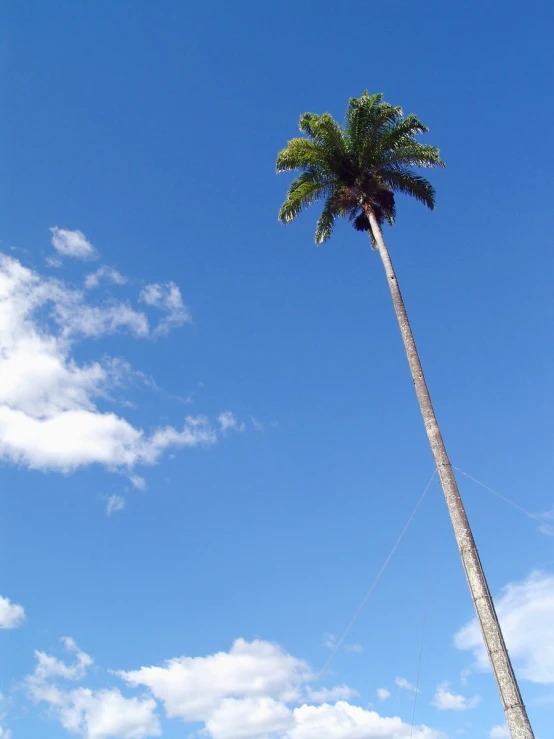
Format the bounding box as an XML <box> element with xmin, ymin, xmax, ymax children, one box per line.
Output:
<box><xmin>278</xmin><ymin>171</ymin><xmax>334</xmax><ymax>224</ymax></box>
<box><xmin>376</xmin><ymin>114</ymin><xmax>429</xmax><ymax>149</ymax></box>
<box><xmin>315</xmin><ymin>196</ymin><xmax>340</xmax><ymax>244</ymax></box>
<box><xmin>380</xmin><ymin>169</ymin><xmax>436</xmax><ymax>210</ymax></box>
<box><xmin>346</xmin><ymin>92</ymin><xmax>402</xmax><ymax>161</ymax></box>
<box><xmin>298</xmin><ymin>112</ymin><xmax>320</xmax><ymax>138</ymax></box>
<box><xmin>277</xmin><ymin>91</ymin><xmax>444</xmax><ymax>238</ymax></box>
<box><xmin>376</xmin><ymin>143</ymin><xmax>445</xmax><ymax>170</ymax></box>
<box><xmin>345</xmin><ymin>91</ymin><xmax>383</xmax><ymax>147</ymax></box>
<box><xmin>310</xmin><ymin>113</ymin><xmax>347</xmax><ymax>157</ymax></box>
<box><xmin>276</xmin><ymin>138</ymin><xmax>329</xmax><ymax>173</ymax></box>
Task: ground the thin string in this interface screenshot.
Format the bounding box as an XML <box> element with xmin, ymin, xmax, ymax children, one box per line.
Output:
<box><xmin>453</xmin><ymin>465</ymin><xmax>539</xmax><ymax>520</ymax></box>
<box><xmin>409</xmin><ymin>485</ymin><xmax>438</xmax><ymax>738</ymax></box>
<box><xmin>279</xmin><ymin>468</ymin><xmax>437</xmax><ymax>739</ymax></box>
<box><xmin>315</xmin><ymin>468</ymin><xmax>438</xmax><ymax>682</ymax></box>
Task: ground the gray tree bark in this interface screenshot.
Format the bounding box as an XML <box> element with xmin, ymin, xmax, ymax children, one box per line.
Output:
<box><xmin>364</xmin><ymin>205</ymin><xmax>534</xmax><ymax>739</ymax></box>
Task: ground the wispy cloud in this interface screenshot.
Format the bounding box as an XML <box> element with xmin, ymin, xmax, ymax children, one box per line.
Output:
<box><xmin>50</xmin><ymin>227</ymin><xmax>97</xmax><ymax>260</ymax></box>
<box><xmin>251</xmin><ymin>416</ymin><xmax>264</xmax><ymax>432</ymax></box>
<box><xmin>536</xmin><ymin>508</ymin><xmax>554</xmax><ymax>537</ymax></box>
<box><xmin>376</xmin><ymin>688</ymin><xmax>391</xmax><ymax>702</ymax></box>
<box><xmin>217</xmin><ymin>411</ymin><xmax>245</xmax><ymax>434</ymax></box>
<box><xmin>128</xmin><ymin>474</ymin><xmax>146</xmax><ymax>491</ymax></box>
<box><xmin>139</xmin><ymin>281</ymin><xmax>191</xmax><ymax>336</ymax></box>
<box><xmin>322</xmin><ymin>633</ymin><xmax>336</xmax><ymax>650</ymax></box>
<box><xmin>106</xmin><ymin>495</ymin><xmax>126</xmax><ymax>516</ymax></box>
<box><xmin>305</xmin><ymin>685</ymin><xmax>358</xmax><ymax>703</ymax></box>
<box><xmin>30</xmin><ymin>637</ymin><xmax>93</xmax><ymax>684</ymax></box>
<box><xmin>84</xmin><ymin>266</ymin><xmax>127</xmax><ymax>290</ymax></box>
<box><xmin>395</xmin><ymin>677</ymin><xmax>420</xmax><ymax>694</ymax></box>
<box><xmin>344</xmin><ymin>643</ymin><xmax>363</xmax><ymax>654</ymax></box>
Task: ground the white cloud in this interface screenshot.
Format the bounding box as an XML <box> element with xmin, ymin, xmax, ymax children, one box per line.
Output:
<box><xmin>55</xmin><ymin>688</ymin><xmax>160</xmax><ymax>739</ymax></box>
<box><xmin>432</xmin><ymin>682</ymin><xmax>479</xmax><ymax>711</ymax></box>
<box><xmin>119</xmin><ymin>640</ymin><xmax>443</xmax><ymax>739</ymax></box>
<box><xmin>129</xmin><ymin>474</ymin><xmax>146</xmax><ymax>490</ymax></box>
<box><xmin>537</xmin><ymin>508</ymin><xmax>554</xmax><ymax>537</ymax></box>
<box><xmin>217</xmin><ymin>411</ymin><xmax>245</xmax><ymax>433</ymax></box>
<box><xmin>23</xmin><ymin>636</ymin><xmax>445</xmax><ymax>739</ymax></box>
<box><xmin>119</xmin><ymin>638</ymin><xmax>311</xmax><ymax>722</ymax></box>
<box><xmin>251</xmin><ymin>416</ymin><xmax>264</xmax><ymax>432</ymax></box>
<box><xmin>395</xmin><ymin>677</ymin><xmax>420</xmax><ymax>694</ymax></box>
<box><xmin>289</xmin><ymin>702</ymin><xmax>444</xmax><ymax>739</ymax></box>
<box><xmin>344</xmin><ymin>643</ymin><xmax>363</xmax><ymax>654</ymax></box>
<box><xmin>50</xmin><ymin>227</ymin><xmax>97</xmax><ymax>260</ymax></box>
<box><xmin>0</xmin><ymin>408</ymin><xmax>215</xmax><ymax>471</ymax></box>
<box><xmin>139</xmin><ymin>282</ymin><xmax>191</xmax><ymax>336</ymax></box>
<box><xmin>377</xmin><ymin>688</ymin><xmax>391</xmax><ymax>702</ymax></box>
<box><xmin>0</xmin><ymin>252</ymin><xmax>217</xmax><ymax>474</ymax></box>
<box><xmin>30</xmin><ymin>637</ymin><xmax>93</xmax><ymax>685</ymax></box>
<box><xmin>107</xmin><ymin>495</ymin><xmax>126</xmax><ymax>516</ymax></box>
<box><xmin>489</xmin><ymin>725</ymin><xmax>509</xmax><ymax>738</ymax></box>
<box><xmin>322</xmin><ymin>633</ymin><xmax>336</xmax><ymax>650</ymax></box>
<box><xmin>455</xmin><ymin>570</ymin><xmax>554</xmax><ymax>684</ymax></box>
<box><xmin>85</xmin><ymin>266</ymin><xmax>127</xmax><ymax>290</ymax></box>
<box><xmin>26</xmin><ymin>638</ymin><xmax>160</xmax><ymax>739</ymax></box>
<box><xmin>45</xmin><ymin>255</ymin><xmax>63</xmax><ymax>268</ymax></box>
<box><xmin>54</xmin><ymin>298</ymin><xmax>149</xmax><ymax>338</ymax></box>
<box><xmin>0</xmin><ymin>595</ymin><xmax>25</xmax><ymax>629</ymax></box>
<box><xmin>306</xmin><ymin>686</ymin><xmax>358</xmax><ymax>703</ymax></box>
<box><xmin>0</xmin><ymin>693</ymin><xmax>11</xmax><ymax>739</ymax></box>
<box><xmin>205</xmin><ymin>696</ymin><xmax>292</xmax><ymax>739</ymax></box>
<box><xmin>118</xmin><ymin>639</ymin><xmax>442</xmax><ymax>739</ymax></box>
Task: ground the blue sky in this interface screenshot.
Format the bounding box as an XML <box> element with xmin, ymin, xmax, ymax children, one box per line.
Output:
<box><xmin>1</xmin><ymin>1</ymin><xmax>554</xmax><ymax>737</ymax></box>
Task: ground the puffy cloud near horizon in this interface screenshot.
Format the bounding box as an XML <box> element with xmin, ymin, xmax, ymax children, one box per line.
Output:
<box><xmin>119</xmin><ymin>638</ymin><xmax>311</xmax><ymax>723</ymax></box>
<box><xmin>455</xmin><ymin>570</ymin><xmax>554</xmax><ymax>685</ymax></box>
<box><xmin>22</xmin><ymin>635</ymin><xmax>445</xmax><ymax>739</ymax></box>
<box><xmin>119</xmin><ymin>639</ymin><xmax>443</xmax><ymax>739</ymax></box>
<box><xmin>0</xmin><ymin>247</ymin><xmax>229</xmax><ymax>476</ymax></box>
<box><xmin>289</xmin><ymin>702</ymin><xmax>443</xmax><ymax>739</ymax></box>
<box><xmin>26</xmin><ymin>638</ymin><xmax>160</xmax><ymax>739</ymax></box>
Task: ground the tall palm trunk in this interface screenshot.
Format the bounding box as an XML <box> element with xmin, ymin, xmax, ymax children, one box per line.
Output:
<box><xmin>364</xmin><ymin>206</ymin><xmax>534</xmax><ymax>739</ymax></box>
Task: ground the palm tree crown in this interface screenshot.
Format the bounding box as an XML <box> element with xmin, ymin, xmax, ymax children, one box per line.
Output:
<box><xmin>276</xmin><ymin>91</ymin><xmax>445</xmax><ymax>245</ymax></box>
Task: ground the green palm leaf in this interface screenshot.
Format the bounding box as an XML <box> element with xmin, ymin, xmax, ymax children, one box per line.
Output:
<box><xmin>277</xmin><ymin>91</ymin><xmax>444</xmax><ymax>244</ymax></box>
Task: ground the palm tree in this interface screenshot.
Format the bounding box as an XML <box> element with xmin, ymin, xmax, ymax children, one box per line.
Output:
<box><xmin>276</xmin><ymin>92</ymin><xmax>534</xmax><ymax>739</ymax></box>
